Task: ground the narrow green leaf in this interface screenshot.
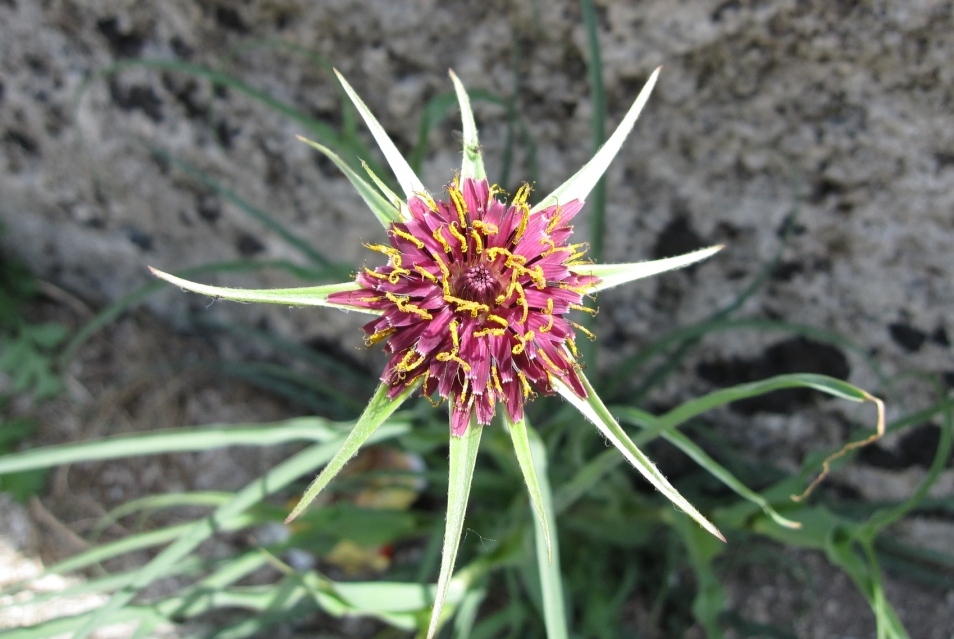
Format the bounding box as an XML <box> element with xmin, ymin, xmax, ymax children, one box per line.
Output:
<box><xmin>334</xmin><ymin>69</ymin><xmax>427</xmax><ymax>201</ymax></box>
<box><xmin>285</xmin><ymin>381</ymin><xmax>417</xmax><ymax>523</ymax></box>
<box><xmin>579</xmin><ymin>245</ymin><xmax>723</xmax><ymax>293</ymax></box>
<box><xmin>554</xmin><ymin>372</ymin><xmax>725</xmax><ymax>542</ymax></box>
<box><xmin>362</xmin><ymin>159</ymin><xmax>407</xmax><ymax>218</ymax></box>
<box><xmin>530</xmin><ymin>67</ymin><xmax>660</xmax><ymax>213</ymax></box>
<box><xmin>71</xmin><ymin>421</ymin><xmax>409</xmax><ymax>639</ymax></box>
<box><xmin>526</xmin><ymin>423</ymin><xmax>568</xmax><ymax>639</ymax></box>
<box><xmin>0</xmin><ymin>417</ymin><xmax>355</xmax><ymax>475</ymax></box>
<box><xmin>427</xmin><ymin>417</ymin><xmax>482</xmax><ymax>639</ymax></box>
<box><xmin>296</xmin><ymin>135</ymin><xmax>402</xmax><ymax>227</ymax></box>
<box><xmin>148</xmin><ymin>266</ymin><xmax>378</xmax><ymax>314</ymax></box>
<box><xmin>449</xmin><ymin>70</ymin><xmax>486</xmax><ymax>181</ymax></box>
<box><xmin>615</xmin><ymin>406</ymin><xmax>801</xmax><ymax>530</ymax></box>
<box><xmin>503</xmin><ymin>414</ymin><xmax>551</xmax><ymax>563</ymax></box>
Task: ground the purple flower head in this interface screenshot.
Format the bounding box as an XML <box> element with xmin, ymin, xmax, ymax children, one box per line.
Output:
<box><xmin>329</xmin><ymin>177</ymin><xmax>599</xmax><ymax>436</ymax></box>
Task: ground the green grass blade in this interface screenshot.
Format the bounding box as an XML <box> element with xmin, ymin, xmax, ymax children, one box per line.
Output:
<box><xmin>148</xmin><ymin>266</ymin><xmax>373</xmax><ymax>312</ymax></box>
<box><xmin>449</xmin><ymin>70</ymin><xmax>486</xmax><ymax>182</ymax></box>
<box><xmin>284</xmin><ymin>382</ymin><xmax>417</xmax><ymax>523</ymax></box>
<box><xmin>615</xmin><ymin>406</ymin><xmax>801</xmax><ymax>530</ymax></box>
<box><xmin>0</xmin><ymin>416</ymin><xmax>358</xmax><ymax>474</ymax></box>
<box><xmin>504</xmin><ymin>414</ymin><xmax>551</xmax><ymax>562</ymax></box>
<box><xmin>580</xmin><ymin>246</ymin><xmax>723</xmax><ymax>293</ymax></box>
<box><xmin>526</xmin><ymin>422</ymin><xmax>568</xmax><ymax>639</ymax></box>
<box><xmin>296</xmin><ymin>135</ymin><xmax>402</xmax><ymax>227</ymax></box>
<box><xmin>554</xmin><ymin>372</ymin><xmax>725</xmax><ymax>542</ymax></box>
<box><xmin>530</xmin><ymin>67</ymin><xmax>660</xmax><ymax>213</ymax></box>
<box><xmin>334</xmin><ymin>69</ymin><xmax>425</xmax><ymax>203</ymax></box>
<box><xmin>69</xmin><ymin>421</ymin><xmax>409</xmax><ymax>639</ymax></box>
<box><xmin>426</xmin><ymin>418</ymin><xmax>482</xmax><ymax>639</ymax></box>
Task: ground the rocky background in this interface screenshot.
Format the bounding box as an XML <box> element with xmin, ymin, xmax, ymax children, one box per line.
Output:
<box><xmin>2</xmin><ymin>0</ymin><xmax>953</xmax><ymax>635</ymax></box>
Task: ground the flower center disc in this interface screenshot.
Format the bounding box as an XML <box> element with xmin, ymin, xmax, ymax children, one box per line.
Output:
<box><xmin>454</xmin><ymin>263</ymin><xmax>502</xmax><ymax>306</ymax></box>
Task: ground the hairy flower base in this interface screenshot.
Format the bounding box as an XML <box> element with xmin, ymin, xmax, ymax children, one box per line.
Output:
<box><xmin>329</xmin><ymin>177</ymin><xmax>599</xmax><ymax>435</ymax></box>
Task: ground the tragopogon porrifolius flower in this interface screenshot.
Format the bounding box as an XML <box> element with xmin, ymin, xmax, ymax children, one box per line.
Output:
<box><xmin>151</xmin><ymin>67</ymin><xmax>724</xmax><ymax>638</ymax></box>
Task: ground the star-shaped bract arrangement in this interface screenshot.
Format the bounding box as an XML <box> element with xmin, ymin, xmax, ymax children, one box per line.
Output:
<box><xmin>151</xmin><ymin>67</ymin><xmax>724</xmax><ymax>638</ymax></box>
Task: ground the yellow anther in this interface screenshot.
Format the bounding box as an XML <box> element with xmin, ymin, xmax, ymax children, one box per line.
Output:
<box><xmin>539</xmin><ymin>237</ymin><xmax>556</xmax><ymax>254</ymax></box>
<box><xmin>528</xmin><ymin>265</ymin><xmax>546</xmax><ymax>289</ymax></box>
<box><xmin>364</xmin><ymin>242</ymin><xmax>400</xmax><ymax>257</ymax></box>
<box><xmin>539</xmin><ymin>299</ymin><xmax>554</xmax><ymax>333</ymax></box>
<box><xmin>513</xmin><ymin>183</ymin><xmax>532</xmax><ymax>206</ymax></box>
<box><xmin>448</xmin><ymin>221</ymin><xmax>468</xmax><ymax>252</ymax></box>
<box><xmin>433</xmin><ymin>226</ymin><xmax>452</xmax><ymax>253</ymax></box>
<box><xmin>473</xmin><ymin>327</ymin><xmax>506</xmax><ymax>338</ymax></box>
<box><xmin>434</xmin><ymin>256</ymin><xmax>451</xmax><ymax>295</ymax></box>
<box><xmin>472</xmin><ymin>220</ymin><xmax>498</xmax><ymax>235</ymax></box>
<box><xmin>569</xmin><ymin>303</ymin><xmax>597</xmax><ymax>316</ymax></box>
<box><xmin>444</xmin><ymin>294</ymin><xmax>489</xmax><ymax>317</ymax></box>
<box><xmin>449</xmin><ymin>319</ymin><xmax>460</xmax><ymax>349</ymax></box>
<box><xmin>448</xmin><ymin>186</ymin><xmax>468</xmax><ymax>227</ymax></box>
<box><xmin>390</xmin><ymin>227</ymin><xmax>425</xmax><ymax>249</ymax></box>
<box><xmin>566</xmin><ymin>338</ymin><xmax>580</xmax><ymax>359</ymax></box>
<box><xmin>364</xmin><ymin>267</ymin><xmax>388</xmax><ymax>281</ymax></box>
<box><xmin>437</xmin><ymin>351</ymin><xmax>471</xmax><ymax>373</ymax></box>
<box><xmin>490</xmin><ymin>366</ymin><xmax>504</xmax><ymax>396</ymax></box>
<box><xmin>487</xmin><ymin>314</ymin><xmax>509</xmax><ymax>328</ymax></box>
<box><xmin>387</xmin><ymin>267</ymin><xmax>411</xmax><ymax>284</ymax></box>
<box><xmin>570</xmin><ymin>321</ymin><xmax>597</xmax><ymax>341</ymax></box>
<box><xmin>517</xmin><ymin>370</ymin><xmax>533</xmax><ymax>398</ymax></box>
<box><xmin>416</xmin><ymin>266</ymin><xmax>437</xmax><ymax>282</ymax></box>
<box><xmin>365</xmin><ymin>327</ymin><xmax>395</xmax><ymax>347</ymax></box>
<box><xmin>489</xmin><ymin>183</ymin><xmax>507</xmax><ymax>198</ymax></box>
<box><xmin>516</xmin><ymin>286</ymin><xmax>529</xmax><ymax>323</ymax></box>
<box><xmin>546</xmin><ymin>209</ymin><xmax>563</xmax><ymax>234</ymax></box>
<box><xmin>355</xmin><ymin>295</ymin><xmax>385</xmax><ymax>305</ymax></box>
<box><xmin>471</xmin><ymin>229</ymin><xmax>484</xmax><ymax>254</ymax></box>
<box><xmin>385</xmin><ymin>291</ymin><xmax>433</xmax><ymax>320</ymax></box>
<box><xmin>537</xmin><ymin>349</ymin><xmax>564</xmax><ymax>375</ymax></box>
<box><xmin>513</xmin><ymin>205</ymin><xmax>530</xmax><ymax>242</ymax></box>
<box><xmin>396</xmin><ymin>349</ymin><xmax>426</xmax><ymax>372</ymax></box>
<box><xmin>418</xmin><ymin>192</ymin><xmax>439</xmax><ymax>212</ymax></box>
<box><xmin>567</xmin><ymin>242</ymin><xmax>589</xmax><ymax>262</ymax></box>
<box><xmin>511</xmin><ymin>330</ymin><xmax>535</xmax><ymax>355</ymax></box>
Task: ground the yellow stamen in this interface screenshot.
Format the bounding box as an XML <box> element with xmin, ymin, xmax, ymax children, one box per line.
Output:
<box><xmin>416</xmin><ymin>266</ymin><xmax>437</xmax><ymax>282</ymax></box>
<box><xmin>569</xmin><ymin>303</ymin><xmax>597</xmax><ymax>316</ymax></box>
<box><xmin>396</xmin><ymin>349</ymin><xmax>426</xmax><ymax>372</ymax></box>
<box><xmin>364</xmin><ymin>267</ymin><xmax>388</xmax><ymax>281</ymax></box>
<box><xmin>365</xmin><ymin>327</ymin><xmax>395</xmax><ymax>347</ymax></box>
<box><xmin>471</xmin><ymin>229</ymin><xmax>484</xmax><ymax>254</ymax></box>
<box><xmin>443</xmin><ymin>294</ymin><xmax>489</xmax><ymax>317</ymax></box>
<box><xmin>385</xmin><ymin>291</ymin><xmax>433</xmax><ymax>320</ymax></box>
<box><xmin>433</xmin><ymin>226</ymin><xmax>452</xmax><ymax>253</ymax></box>
<box><xmin>448</xmin><ymin>221</ymin><xmax>468</xmax><ymax>252</ymax></box>
<box><xmin>517</xmin><ymin>370</ymin><xmax>533</xmax><ymax>398</ymax></box>
<box><xmin>511</xmin><ymin>330</ymin><xmax>535</xmax><ymax>355</ymax></box>
<box><xmin>566</xmin><ymin>338</ymin><xmax>580</xmax><ymax>359</ymax></box>
<box><xmin>387</xmin><ymin>267</ymin><xmax>411</xmax><ymax>284</ymax></box>
<box><xmin>490</xmin><ymin>365</ymin><xmax>504</xmax><ymax>396</ymax></box>
<box><xmin>487</xmin><ymin>314</ymin><xmax>509</xmax><ymax>328</ymax></box>
<box><xmin>539</xmin><ymin>298</ymin><xmax>554</xmax><ymax>333</ymax></box>
<box><xmin>473</xmin><ymin>327</ymin><xmax>506</xmax><ymax>338</ymax></box>
<box><xmin>448</xmin><ymin>186</ymin><xmax>468</xmax><ymax>227</ymax></box>
<box><xmin>390</xmin><ymin>228</ymin><xmax>425</xmax><ymax>249</ymax></box>
<box><xmin>570</xmin><ymin>321</ymin><xmax>597</xmax><ymax>341</ymax></box>
<box><xmin>418</xmin><ymin>192</ymin><xmax>439</xmax><ymax>212</ymax></box>
<box><xmin>473</xmin><ymin>220</ymin><xmax>498</xmax><ymax>235</ymax></box>
<box><xmin>546</xmin><ymin>209</ymin><xmax>563</xmax><ymax>234</ymax></box>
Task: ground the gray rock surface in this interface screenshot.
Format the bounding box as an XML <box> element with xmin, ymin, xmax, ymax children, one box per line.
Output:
<box><xmin>3</xmin><ymin>0</ymin><xmax>952</xmax><ymax>383</ymax></box>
